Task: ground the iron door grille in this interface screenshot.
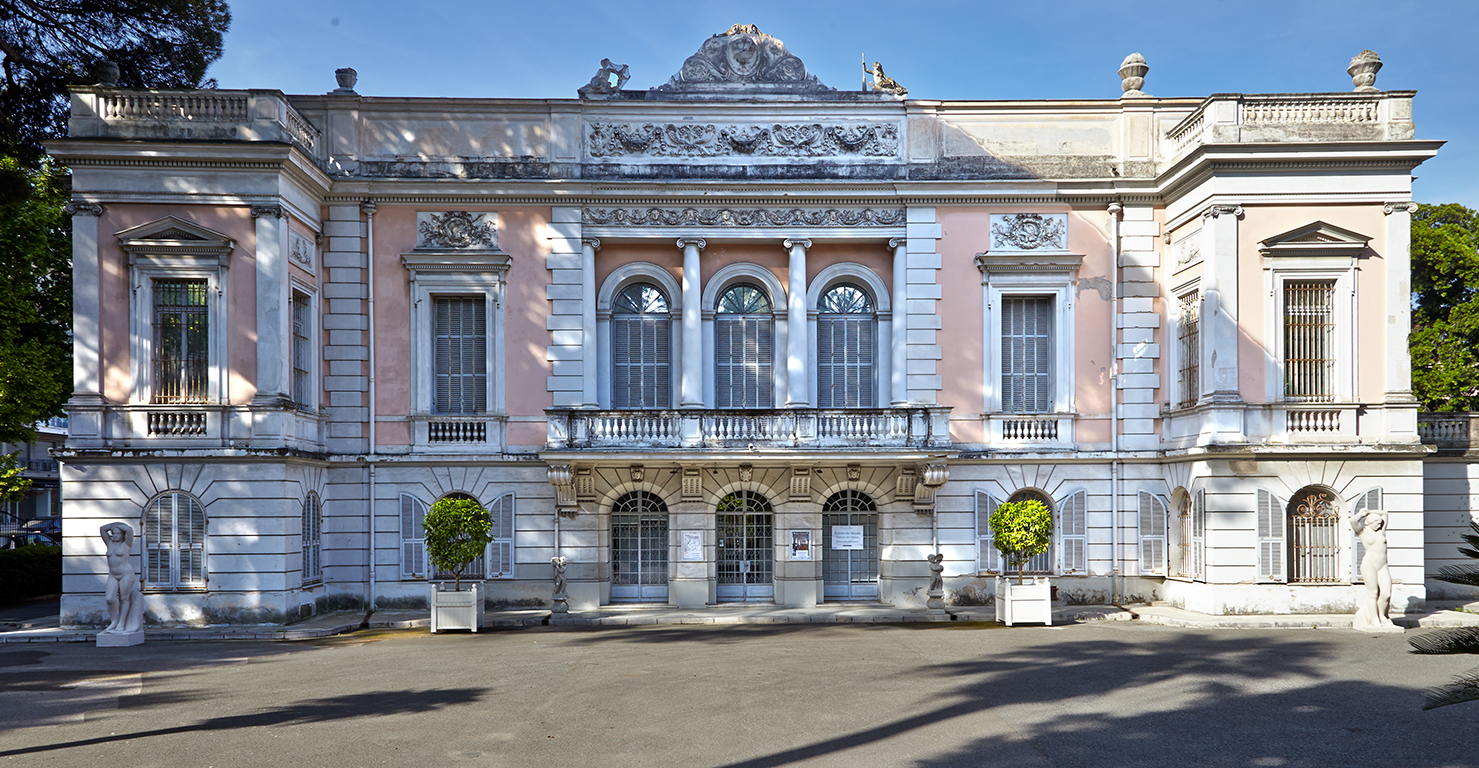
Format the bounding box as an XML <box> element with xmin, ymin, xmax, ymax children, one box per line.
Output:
<box><xmin>716</xmin><ymin>491</ymin><xmax>773</xmax><ymax>587</ymax></box>
<box><xmin>822</xmin><ymin>490</ymin><xmax>879</xmax><ymax>598</ymax></box>
<box><xmin>611</xmin><ymin>491</ymin><xmax>669</xmax><ymax>597</ymax></box>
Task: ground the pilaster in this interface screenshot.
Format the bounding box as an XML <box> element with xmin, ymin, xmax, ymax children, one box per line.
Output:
<box><xmin>544</xmin><ymin>207</ymin><xmax>585</xmax><ymax>407</ymax></box>
<box><xmin>64</xmin><ymin>201</ymin><xmax>105</xmax><ymax>447</ymax></box>
<box><xmin>905</xmin><ymin>208</ymin><xmax>943</xmax><ymax>403</ymax></box>
<box><xmin>320</xmin><ymin>203</ymin><xmax>369</xmax><ymax>454</ymax></box>
<box><xmin>1115</xmin><ymin>204</ymin><xmax>1162</xmax><ymax>453</ymax></box>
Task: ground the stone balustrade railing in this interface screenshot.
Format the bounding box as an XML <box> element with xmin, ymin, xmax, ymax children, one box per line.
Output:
<box><xmin>1164</xmin><ymin>91</ymin><xmax>1414</xmax><ymax>160</ymax></box>
<box><xmin>69</xmin><ymin>87</ymin><xmax>321</xmax><ymax>158</ymax></box>
<box><xmin>1419</xmin><ymin>412</ymin><xmax>1479</xmax><ymax>453</ymax></box>
<box><xmin>546</xmin><ymin>407</ymin><xmax>952</xmax><ymax>450</ymax></box>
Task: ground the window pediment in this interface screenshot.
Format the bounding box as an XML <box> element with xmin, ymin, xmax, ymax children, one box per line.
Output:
<box><xmin>116</xmin><ymin>216</ymin><xmax>234</xmax><ymax>267</ymax></box>
<box><xmin>1259</xmin><ymin>221</ymin><xmax>1372</xmax><ymax>260</ymax></box>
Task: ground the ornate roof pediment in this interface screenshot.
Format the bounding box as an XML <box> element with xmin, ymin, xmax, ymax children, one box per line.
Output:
<box><xmin>115</xmin><ymin>216</ymin><xmax>235</xmax><ymax>265</ymax></box>
<box><xmin>1259</xmin><ymin>221</ymin><xmax>1372</xmax><ymax>258</ymax></box>
<box><xmin>656</xmin><ymin>24</ymin><xmax>832</xmax><ymax>95</ymax></box>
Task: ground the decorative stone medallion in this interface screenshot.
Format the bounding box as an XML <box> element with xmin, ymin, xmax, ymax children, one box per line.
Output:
<box><xmin>989</xmin><ymin>213</ymin><xmax>1068</xmax><ymax>251</ymax></box>
<box><xmin>657</xmin><ymin>24</ymin><xmax>830</xmax><ymax>93</ymax></box>
<box><xmin>416</xmin><ymin>211</ymin><xmax>497</xmax><ymax>250</ymax></box>
<box><xmin>289</xmin><ymin>230</ymin><xmax>315</xmax><ymax>270</ymax></box>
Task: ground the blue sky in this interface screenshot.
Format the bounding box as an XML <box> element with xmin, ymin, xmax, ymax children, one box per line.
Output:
<box><xmin>207</xmin><ymin>0</ymin><xmax>1477</xmax><ymax>207</ymax></box>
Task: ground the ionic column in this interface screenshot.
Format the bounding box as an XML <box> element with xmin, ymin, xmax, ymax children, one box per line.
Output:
<box><xmin>580</xmin><ymin>237</ymin><xmax>600</xmax><ymax>409</ymax></box>
<box><xmin>678</xmin><ymin>238</ymin><xmax>705</xmax><ymax>408</ymax></box>
<box><xmin>784</xmin><ymin>238</ymin><xmax>811</xmax><ymax>407</ymax></box>
<box><xmin>890</xmin><ymin>237</ymin><xmax>908</xmax><ymax>406</ymax></box>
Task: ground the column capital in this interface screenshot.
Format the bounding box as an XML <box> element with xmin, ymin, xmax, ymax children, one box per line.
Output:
<box><xmin>783</xmin><ymin>238</ymin><xmax>812</xmax><ymax>251</ymax></box>
<box><xmin>1202</xmin><ymin>204</ymin><xmax>1243</xmax><ymax>220</ymax></box>
<box><xmin>888</xmin><ymin>237</ymin><xmax>906</xmax><ymax>250</ymax></box>
<box><xmin>250</xmin><ymin>203</ymin><xmax>287</xmax><ymax>219</ymax></box>
<box><xmin>581</xmin><ymin>237</ymin><xmax>602</xmax><ymax>252</ymax></box>
<box><xmin>360</xmin><ymin>200</ymin><xmax>378</xmax><ymax>217</ymax></box>
<box><xmin>1383</xmin><ymin>201</ymin><xmax>1418</xmax><ymax>216</ymax></box>
<box><xmin>63</xmin><ymin>200</ymin><xmax>105</xmax><ymax>217</ymax></box>
<box><xmin>676</xmin><ymin>237</ymin><xmax>706</xmax><ymax>251</ymax></box>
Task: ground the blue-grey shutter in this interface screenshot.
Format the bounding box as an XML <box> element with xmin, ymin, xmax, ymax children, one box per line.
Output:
<box><xmin>1002</xmin><ymin>297</ymin><xmax>1052</xmax><ymax>414</ymax></box>
<box><xmin>487</xmin><ymin>493</ymin><xmax>515</xmax><ymax>578</ymax></box>
<box><xmin>144</xmin><ymin>495</ymin><xmax>172</xmax><ymax>586</ymax></box>
<box><xmin>1058</xmin><ymin>490</ymin><xmax>1087</xmax><ymax>574</ymax></box>
<box><xmin>401</xmin><ymin>494</ymin><xmax>427</xmax><ymax>579</ymax></box>
<box><xmin>716</xmin><ymin>316</ymin><xmax>772</xmax><ymax>408</ymax></box>
<box><xmin>1258</xmin><ymin>489</ymin><xmax>1285</xmax><ymax>582</ymax></box>
<box><xmin>1138</xmin><ymin>491</ymin><xmax>1168</xmax><ymax>575</ymax></box>
<box><xmin>434</xmin><ymin>297</ymin><xmax>486</xmax><ymax>414</ymax></box>
<box><xmin>976</xmin><ymin>491</ymin><xmax>1000</xmax><ymax>572</ymax></box>
<box><xmin>1350</xmin><ymin>488</ymin><xmax>1382</xmax><ymax>583</ymax></box>
<box><xmin>614</xmin><ymin>315</ymin><xmax>670</xmax><ymax>409</ymax></box>
<box><xmin>819</xmin><ymin>316</ymin><xmax>874</xmax><ymax>408</ymax></box>
<box><xmin>179</xmin><ymin>494</ymin><xmax>206</xmax><ymax>587</ymax></box>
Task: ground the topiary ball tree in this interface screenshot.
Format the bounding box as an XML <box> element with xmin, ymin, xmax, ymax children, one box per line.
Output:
<box><xmin>423</xmin><ymin>496</ymin><xmax>493</xmax><ymax>591</ymax></box>
<box><xmin>990</xmin><ymin>499</ymin><xmax>1053</xmax><ymax>584</ymax></box>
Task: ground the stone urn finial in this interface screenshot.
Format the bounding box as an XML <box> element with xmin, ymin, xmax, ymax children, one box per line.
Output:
<box><xmin>1348</xmin><ymin>50</ymin><xmax>1382</xmax><ymax>93</ymax></box>
<box><xmin>333</xmin><ymin>67</ymin><xmax>358</xmax><ymax>94</ymax></box>
<box><xmin>1119</xmin><ymin>53</ymin><xmax>1149</xmax><ymax>98</ymax></box>
<box><xmin>94</xmin><ymin>59</ymin><xmax>120</xmax><ymax>87</ymax></box>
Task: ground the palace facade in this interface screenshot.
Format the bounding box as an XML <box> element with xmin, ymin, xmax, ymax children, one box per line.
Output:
<box><xmin>50</xmin><ymin>27</ymin><xmax>1457</xmax><ymax>625</ymax></box>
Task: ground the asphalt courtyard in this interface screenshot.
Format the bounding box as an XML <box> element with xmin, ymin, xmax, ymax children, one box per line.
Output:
<box><xmin>2</xmin><ymin>620</ymin><xmax>1478</xmax><ymax>768</ymax></box>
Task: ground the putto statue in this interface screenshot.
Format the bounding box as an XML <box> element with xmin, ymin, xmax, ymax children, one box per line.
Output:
<box><xmin>578</xmin><ymin>58</ymin><xmax>630</xmax><ymax>97</ymax></box>
<box><xmin>866</xmin><ymin>61</ymin><xmax>907</xmax><ymax>97</ymax></box>
<box><xmin>1350</xmin><ymin>508</ymin><xmax>1402</xmax><ymax>633</ymax></box>
<box><xmin>98</xmin><ymin>522</ymin><xmax>146</xmax><ymax>646</ymax></box>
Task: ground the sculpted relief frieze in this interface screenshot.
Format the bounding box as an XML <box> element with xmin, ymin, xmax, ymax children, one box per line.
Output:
<box><xmin>582</xmin><ymin>207</ymin><xmax>906</xmax><ymax>228</ymax></box>
<box><xmin>989</xmin><ymin>213</ymin><xmax>1068</xmax><ymax>251</ymax></box>
<box><xmin>416</xmin><ymin>211</ymin><xmax>498</xmax><ymax>249</ymax></box>
<box><xmin>587</xmin><ymin>122</ymin><xmax>899</xmax><ymax>158</ymax></box>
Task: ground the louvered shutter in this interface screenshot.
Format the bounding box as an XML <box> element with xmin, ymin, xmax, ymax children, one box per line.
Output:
<box><xmin>401</xmin><ymin>494</ymin><xmax>427</xmax><ymax>579</ymax></box>
<box><xmin>487</xmin><ymin>493</ymin><xmax>515</xmax><ymax>578</ymax></box>
<box><xmin>818</xmin><ymin>316</ymin><xmax>875</xmax><ymax>408</ymax></box>
<box><xmin>976</xmin><ymin>491</ymin><xmax>1000</xmax><ymax>572</ymax></box>
<box><xmin>1192</xmin><ymin>489</ymin><xmax>1206</xmax><ymax>581</ymax></box>
<box><xmin>1002</xmin><ymin>297</ymin><xmax>1052</xmax><ymax>414</ymax></box>
<box><xmin>1059</xmin><ymin>490</ymin><xmax>1087</xmax><ymax>574</ymax></box>
<box><xmin>717</xmin><ymin>316</ymin><xmax>772</xmax><ymax>408</ymax></box>
<box><xmin>1350</xmin><ymin>488</ymin><xmax>1382</xmax><ymax>583</ymax></box>
<box><xmin>179</xmin><ymin>495</ymin><xmax>206</xmax><ymax>586</ymax></box>
<box><xmin>817</xmin><ymin>317</ymin><xmax>837</xmax><ymax>407</ymax></box>
<box><xmin>1138</xmin><ymin>491</ymin><xmax>1168</xmax><ymax>575</ymax></box>
<box><xmin>434</xmin><ymin>297</ymin><xmax>486</xmax><ymax>414</ymax></box>
<box><xmin>144</xmin><ymin>495</ymin><xmax>172</xmax><ymax>587</ymax></box>
<box><xmin>715</xmin><ymin>316</ymin><xmax>735</xmax><ymax>407</ymax></box>
<box><xmin>752</xmin><ymin>317</ymin><xmax>773</xmax><ymax>407</ymax></box>
<box><xmin>1257</xmin><ymin>489</ymin><xmax>1285</xmax><ymax>582</ymax></box>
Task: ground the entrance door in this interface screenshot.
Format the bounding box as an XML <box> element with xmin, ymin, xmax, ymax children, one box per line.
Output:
<box><xmin>611</xmin><ymin>491</ymin><xmax>669</xmax><ymax>602</ymax></box>
<box><xmin>822</xmin><ymin>490</ymin><xmax>879</xmax><ymax>600</ymax></box>
<box><xmin>716</xmin><ymin>491</ymin><xmax>774</xmax><ymax>602</ymax></box>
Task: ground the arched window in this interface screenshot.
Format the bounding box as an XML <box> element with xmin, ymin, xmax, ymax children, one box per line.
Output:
<box><xmin>611</xmin><ymin>491</ymin><xmax>669</xmax><ymax>602</ymax></box>
<box><xmin>302</xmin><ymin>493</ymin><xmax>322</xmax><ymax>585</ymax></box>
<box><xmin>1288</xmin><ymin>487</ymin><xmax>1340</xmax><ymax>583</ymax></box>
<box><xmin>143</xmin><ymin>491</ymin><xmax>206</xmax><ymax>589</ymax></box>
<box><xmin>1008</xmin><ymin>489</ymin><xmax>1055</xmax><ymax>575</ymax></box>
<box><xmin>817</xmin><ymin>284</ymin><xmax>875</xmax><ymax>408</ymax></box>
<box><xmin>612</xmin><ymin>283</ymin><xmax>671</xmax><ymax>409</ymax></box>
<box><xmin>715</xmin><ymin>284</ymin><xmax>773</xmax><ymax>408</ymax></box>
<box><xmin>821</xmin><ymin>490</ymin><xmax>878</xmax><ymax>599</ymax></box>
<box><xmin>716</xmin><ymin>490</ymin><xmax>774</xmax><ymax>601</ymax></box>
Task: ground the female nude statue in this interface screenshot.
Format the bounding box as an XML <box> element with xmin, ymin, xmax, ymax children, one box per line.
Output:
<box><xmin>100</xmin><ymin>522</ymin><xmax>145</xmax><ymax>634</ymax></box>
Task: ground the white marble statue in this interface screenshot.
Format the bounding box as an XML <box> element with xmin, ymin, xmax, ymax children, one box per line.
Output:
<box><xmin>550</xmin><ymin>556</ymin><xmax>569</xmax><ymax>614</ymax></box>
<box><xmin>99</xmin><ymin>522</ymin><xmax>146</xmax><ymax>645</ymax></box>
<box><xmin>1350</xmin><ymin>509</ymin><xmax>1401</xmax><ymax>633</ymax></box>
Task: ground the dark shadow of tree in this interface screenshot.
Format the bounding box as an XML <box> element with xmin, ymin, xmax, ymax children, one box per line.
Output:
<box><xmin>0</xmin><ymin>687</ymin><xmax>488</xmax><ymax>757</ymax></box>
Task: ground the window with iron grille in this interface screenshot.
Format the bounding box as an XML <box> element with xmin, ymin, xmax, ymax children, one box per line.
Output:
<box><xmin>301</xmin><ymin>492</ymin><xmax>322</xmax><ymax>584</ymax></box>
<box><xmin>1001</xmin><ymin>296</ymin><xmax>1052</xmax><ymax>413</ymax></box>
<box><xmin>1008</xmin><ymin>489</ymin><xmax>1056</xmax><ymax>574</ymax></box>
<box><xmin>1177</xmin><ymin>490</ymin><xmax>1205</xmax><ymax>580</ymax></box>
<box><xmin>715</xmin><ymin>284</ymin><xmax>773</xmax><ymax>409</ymax></box>
<box><xmin>612</xmin><ymin>283</ymin><xmax>671</xmax><ymax>409</ymax></box>
<box><xmin>143</xmin><ymin>491</ymin><xmax>206</xmax><ymax>589</ymax></box>
<box><xmin>1287</xmin><ymin>487</ymin><xmax>1341</xmax><ymax>583</ymax></box>
<box><xmin>152</xmin><ymin>279</ymin><xmax>209</xmax><ymax>404</ymax></box>
<box><xmin>433</xmin><ymin>297</ymin><xmax>487</xmax><ymax>414</ymax></box>
<box><xmin>1177</xmin><ymin>291</ymin><xmax>1199</xmax><ymax>409</ymax></box>
<box><xmin>291</xmin><ymin>291</ymin><xmax>312</xmax><ymax>408</ymax></box>
<box><xmin>817</xmin><ymin>284</ymin><xmax>875</xmax><ymax>408</ymax></box>
<box><xmin>1283</xmin><ymin>280</ymin><xmax>1336</xmax><ymax>403</ymax></box>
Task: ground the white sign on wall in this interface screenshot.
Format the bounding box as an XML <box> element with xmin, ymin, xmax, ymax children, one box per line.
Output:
<box><xmin>681</xmin><ymin>531</ymin><xmax>704</xmax><ymax>561</ymax></box>
<box><xmin>831</xmin><ymin>525</ymin><xmax>864</xmax><ymax>550</ymax></box>
<box><xmin>789</xmin><ymin>530</ymin><xmax>812</xmax><ymax>561</ymax></box>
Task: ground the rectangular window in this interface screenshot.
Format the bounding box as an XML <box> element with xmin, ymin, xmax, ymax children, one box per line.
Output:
<box><xmin>1283</xmin><ymin>280</ymin><xmax>1336</xmax><ymax>403</ymax></box>
<box><xmin>433</xmin><ymin>297</ymin><xmax>487</xmax><ymax>414</ymax></box>
<box><xmin>715</xmin><ymin>315</ymin><xmax>773</xmax><ymax>408</ymax></box>
<box><xmin>1001</xmin><ymin>296</ymin><xmax>1052</xmax><ymax>414</ymax></box>
<box><xmin>817</xmin><ymin>315</ymin><xmax>875</xmax><ymax>408</ymax></box>
<box><xmin>152</xmin><ymin>279</ymin><xmax>209</xmax><ymax>404</ymax></box>
<box><xmin>1177</xmin><ymin>291</ymin><xmax>1199</xmax><ymax>409</ymax></box>
<box><xmin>291</xmin><ymin>291</ymin><xmax>312</xmax><ymax>408</ymax></box>
<box><xmin>612</xmin><ymin>314</ymin><xmax>670</xmax><ymax>409</ymax></box>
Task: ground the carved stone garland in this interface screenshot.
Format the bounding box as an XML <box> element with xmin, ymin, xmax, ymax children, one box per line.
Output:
<box><xmin>991</xmin><ymin>213</ymin><xmax>1066</xmax><ymax>251</ymax></box>
<box><xmin>583</xmin><ymin>207</ymin><xmax>905</xmax><ymax>228</ymax></box>
<box><xmin>418</xmin><ymin>211</ymin><xmax>497</xmax><ymax>249</ymax></box>
<box><xmin>587</xmin><ymin>122</ymin><xmax>899</xmax><ymax>158</ymax></box>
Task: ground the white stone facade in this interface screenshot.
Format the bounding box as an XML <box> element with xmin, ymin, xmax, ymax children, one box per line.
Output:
<box><xmin>49</xmin><ymin>27</ymin><xmax>1460</xmax><ymax>625</ymax></box>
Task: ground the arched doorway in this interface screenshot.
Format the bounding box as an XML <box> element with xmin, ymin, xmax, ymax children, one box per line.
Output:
<box><xmin>716</xmin><ymin>490</ymin><xmax>773</xmax><ymax>602</ymax></box>
<box><xmin>822</xmin><ymin>490</ymin><xmax>878</xmax><ymax>600</ymax></box>
<box><xmin>611</xmin><ymin>491</ymin><xmax>669</xmax><ymax>602</ymax></box>
<box><xmin>1288</xmin><ymin>486</ymin><xmax>1341</xmax><ymax>583</ymax></box>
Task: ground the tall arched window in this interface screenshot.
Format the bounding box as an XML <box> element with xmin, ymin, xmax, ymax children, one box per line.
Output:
<box><xmin>1008</xmin><ymin>489</ymin><xmax>1054</xmax><ymax>574</ymax></box>
<box><xmin>611</xmin><ymin>491</ymin><xmax>669</xmax><ymax>602</ymax></box>
<box><xmin>143</xmin><ymin>491</ymin><xmax>206</xmax><ymax>589</ymax></box>
<box><xmin>715</xmin><ymin>284</ymin><xmax>773</xmax><ymax>408</ymax></box>
<box><xmin>1288</xmin><ymin>487</ymin><xmax>1340</xmax><ymax>583</ymax></box>
<box><xmin>817</xmin><ymin>284</ymin><xmax>875</xmax><ymax>408</ymax></box>
<box><xmin>612</xmin><ymin>283</ymin><xmax>671</xmax><ymax>409</ymax></box>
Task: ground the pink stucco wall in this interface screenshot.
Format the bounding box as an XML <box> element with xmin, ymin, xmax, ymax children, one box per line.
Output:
<box><xmin>94</xmin><ymin>204</ymin><xmax>258</xmax><ymax>405</ymax></box>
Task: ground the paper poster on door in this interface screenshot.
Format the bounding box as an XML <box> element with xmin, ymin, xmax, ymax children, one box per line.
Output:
<box><xmin>832</xmin><ymin>525</ymin><xmax>864</xmax><ymax>550</ymax></box>
<box><xmin>681</xmin><ymin>530</ymin><xmax>703</xmax><ymax>561</ymax></box>
<box><xmin>789</xmin><ymin>530</ymin><xmax>812</xmax><ymax>560</ymax></box>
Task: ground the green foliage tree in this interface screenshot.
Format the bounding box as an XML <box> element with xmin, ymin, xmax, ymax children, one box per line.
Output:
<box><xmin>1410</xmin><ymin>202</ymin><xmax>1479</xmax><ymax>412</ymax></box>
<box><xmin>422</xmin><ymin>496</ymin><xmax>492</xmax><ymax>591</ymax></box>
<box><xmin>990</xmin><ymin>499</ymin><xmax>1052</xmax><ymax>585</ymax></box>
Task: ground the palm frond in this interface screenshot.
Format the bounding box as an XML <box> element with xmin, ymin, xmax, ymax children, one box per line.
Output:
<box><xmin>1423</xmin><ymin>667</ymin><xmax>1479</xmax><ymax>710</ymax></box>
<box><xmin>1435</xmin><ymin>564</ymin><xmax>1479</xmax><ymax>587</ymax></box>
<box><xmin>1410</xmin><ymin>627</ymin><xmax>1479</xmax><ymax>654</ymax></box>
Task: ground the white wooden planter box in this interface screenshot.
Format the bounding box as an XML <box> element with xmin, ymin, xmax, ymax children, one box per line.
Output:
<box><xmin>995</xmin><ymin>576</ymin><xmax>1052</xmax><ymax>626</ymax></box>
<box><xmin>430</xmin><ymin>583</ymin><xmax>484</xmax><ymax>633</ymax></box>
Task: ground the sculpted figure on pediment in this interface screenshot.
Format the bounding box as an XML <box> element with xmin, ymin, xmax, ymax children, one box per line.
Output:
<box><xmin>657</xmin><ymin>24</ymin><xmax>831</xmax><ymax>93</ymax></box>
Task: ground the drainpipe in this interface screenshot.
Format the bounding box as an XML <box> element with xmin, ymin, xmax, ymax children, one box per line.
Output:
<box><xmin>363</xmin><ymin>200</ymin><xmax>378</xmax><ymax>617</ymax></box>
<box><xmin>1107</xmin><ymin>201</ymin><xmax>1123</xmax><ymax>607</ymax></box>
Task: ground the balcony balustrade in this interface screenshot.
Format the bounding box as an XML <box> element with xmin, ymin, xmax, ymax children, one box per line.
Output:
<box><xmin>546</xmin><ymin>407</ymin><xmax>951</xmax><ymax>451</ymax></box>
<box><xmin>1419</xmin><ymin>412</ymin><xmax>1479</xmax><ymax>454</ymax></box>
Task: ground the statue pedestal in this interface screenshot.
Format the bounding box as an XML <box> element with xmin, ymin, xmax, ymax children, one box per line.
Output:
<box><xmin>96</xmin><ymin>630</ymin><xmax>145</xmax><ymax>647</ymax></box>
